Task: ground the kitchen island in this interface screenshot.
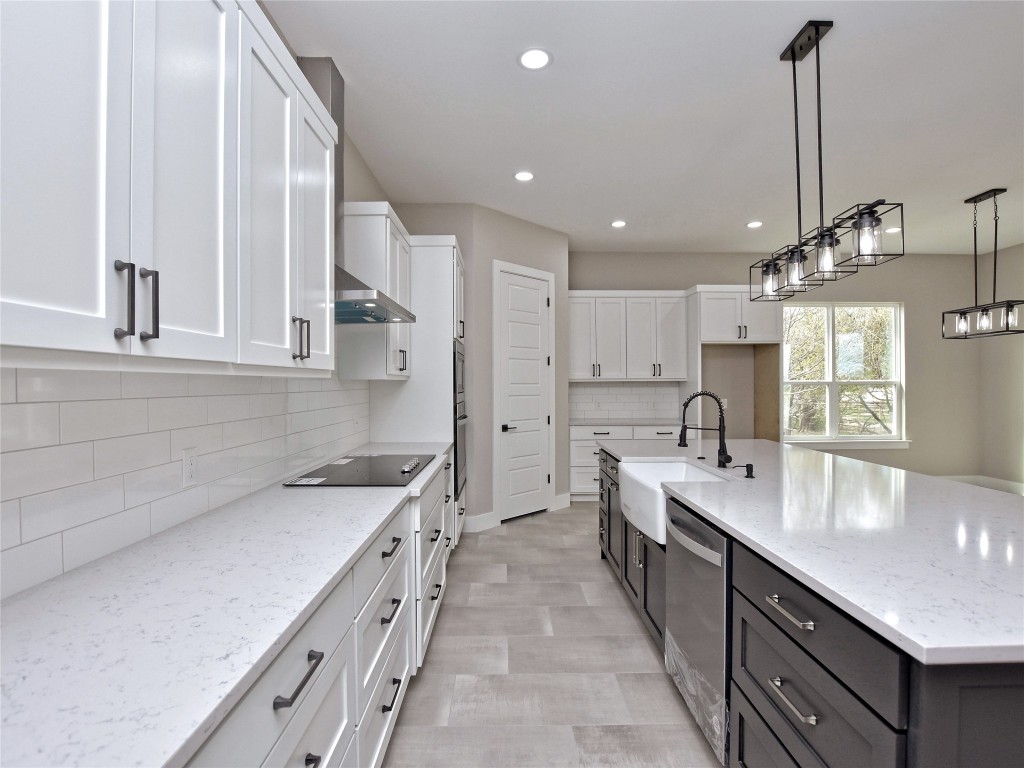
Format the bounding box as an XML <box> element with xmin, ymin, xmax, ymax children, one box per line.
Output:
<box><xmin>598</xmin><ymin>437</ymin><xmax>1024</xmax><ymax>767</ymax></box>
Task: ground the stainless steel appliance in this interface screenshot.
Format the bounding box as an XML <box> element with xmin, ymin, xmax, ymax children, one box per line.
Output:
<box><xmin>665</xmin><ymin>496</ymin><xmax>731</xmax><ymax>765</ymax></box>
<box><xmin>283</xmin><ymin>454</ymin><xmax>434</xmax><ymax>487</ymax></box>
<box><xmin>453</xmin><ymin>338</ymin><xmax>467</xmax><ymax>499</ymax></box>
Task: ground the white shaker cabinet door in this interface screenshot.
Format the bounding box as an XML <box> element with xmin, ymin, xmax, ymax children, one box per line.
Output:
<box><xmin>741</xmin><ymin>297</ymin><xmax>783</xmax><ymax>342</ymax></box>
<box><xmin>625</xmin><ymin>297</ymin><xmax>657</xmax><ymax>379</ymax></box>
<box><xmin>656</xmin><ymin>296</ymin><xmax>688</xmax><ymax>378</ymax></box>
<box><xmin>455</xmin><ymin>256</ymin><xmax>466</xmax><ymax>340</ymax></box>
<box><xmin>699</xmin><ymin>292</ymin><xmax>744</xmax><ymax>342</ymax></box>
<box><xmin>237</xmin><ymin>17</ymin><xmax>300</xmax><ymax>366</ymax></box>
<box><xmin>0</xmin><ymin>0</ymin><xmax>134</xmax><ymax>353</ymax></box>
<box><xmin>569</xmin><ymin>298</ymin><xmax>597</xmax><ymax>379</ymax></box>
<box><xmin>594</xmin><ymin>298</ymin><xmax>627</xmax><ymax>379</ymax></box>
<box><xmin>295</xmin><ymin>96</ymin><xmax>335</xmax><ymax>370</ymax></box>
<box><xmin>128</xmin><ymin>0</ymin><xmax>239</xmax><ymax>361</ymax></box>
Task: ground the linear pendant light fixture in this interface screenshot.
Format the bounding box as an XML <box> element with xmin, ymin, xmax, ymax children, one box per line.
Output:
<box><xmin>751</xmin><ymin>20</ymin><xmax>904</xmax><ymax>301</ymax></box>
<box><xmin>942</xmin><ymin>188</ymin><xmax>1023</xmax><ymax>338</ymax></box>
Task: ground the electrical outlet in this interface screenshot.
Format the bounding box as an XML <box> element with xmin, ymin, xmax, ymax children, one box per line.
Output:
<box><xmin>722</xmin><ymin>399</ymin><xmax>728</xmax><ymax>410</ymax></box>
<box><xmin>182</xmin><ymin>448</ymin><xmax>198</xmax><ymax>488</ymax></box>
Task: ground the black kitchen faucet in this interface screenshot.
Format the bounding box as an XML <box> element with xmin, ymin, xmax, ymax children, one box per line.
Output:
<box><xmin>679</xmin><ymin>390</ymin><xmax>732</xmax><ymax>469</ymax></box>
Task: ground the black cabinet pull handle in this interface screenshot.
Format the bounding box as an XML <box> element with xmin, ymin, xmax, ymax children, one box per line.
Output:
<box><xmin>304</xmin><ymin>755</ymin><xmax>321</xmax><ymax>768</ymax></box>
<box><xmin>658</xmin><ymin>363</ymin><xmax>662</xmax><ymax>376</ymax></box>
<box><xmin>592</xmin><ymin>451</ymin><xmax>600</xmax><ymax>455</ymax></box>
<box><xmin>445</xmin><ymin>463</ymin><xmax>452</xmax><ymax>470</ymax></box>
<box><xmin>399</xmin><ymin>348</ymin><xmax>407</xmax><ymax>371</ymax></box>
<box><xmin>744</xmin><ymin>325</ymin><xmax>748</xmax><ymax>339</ymax></box>
<box><xmin>597</xmin><ymin>363</ymin><xmax>601</xmax><ymax>376</ymax></box>
<box><xmin>458</xmin><ymin>508</ymin><xmax>465</xmax><ymax>516</ymax></box>
<box><xmin>292</xmin><ymin>316</ymin><xmax>304</xmax><ymax>360</ymax></box>
<box><xmin>302</xmin><ymin>318</ymin><xmax>311</xmax><ymax>359</ymax></box>
<box><xmin>445</xmin><ymin>495</ymin><xmax>452</xmax><ymax>503</ymax></box>
<box><xmin>738</xmin><ymin>325</ymin><xmax>742</xmax><ymax>339</ymax></box>
<box><xmin>380</xmin><ymin>597</ymin><xmax>401</xmax><ymax>625</ymax></box>
<box><xmin>382</xmin><ymin>677</ymin><xmax>402</xmax><ymax>713</ymax></box>
<box><xmin>458</xmin><ymin>414</ymin><xmax>469</xmax><ymax>421</ymax></box>
<box><xmin>593</xmin><ymin>431</ymin><xmax>610</xmax><ymax>436</ymax></box>
<box><xmin>381</xmin><ymin>536</ymin><xmax>401</xmax><ymax>559</ymax></box>
<box><xmin>656</xmin><ymin>431</ymin><xmax>673</xmax><ymax>435</ymax></box>
<box><xmin>459</xmin><ymin>319</ymin><xmax>465</xmax><ymax>339</ymax></box>
<box><xmin>273</xmin><ymin>649</ymin><xmax>324</xmax><ymax>709</ymax></box>
<box><xmin>139</xmin><ymin>268</ymin><xmax>159</xmax><ymax>341</ymax></box>
<box><xmin>430</xmin><ymin>583</ymin><xmax>443</xmax><ymax>601</ymax></box>
<box><xmin>114</xmin><ymin>260</ymin><xmax>135</xmax><ymax>339</ymax></box>
<box><xmin>593</xmin><ymin>477</ymin><xmax>599</xmax><ymax>481</ymax></box>
<box><xmin>592</xmin><ymin>363</ymin><xmax>595</xmax><ymax>377</ymax></box>
<box><xmin>445</xmin><ymin>536</ymin><xmax>452</xmax><ymax>548</ymax></box>
<box><xmin>501</xmin><ymin>424</ymin><xmax>517</xmax><ymax>432</ymax></box>
<box><xmin>652</xmin><ymin>363</ymin><xmax>656</xmax><ymax>376</ymax></box>
<box><xmin>430</xmin><ymin>528</ymin><xmax>441</xmax><ymax>543</ymax></box>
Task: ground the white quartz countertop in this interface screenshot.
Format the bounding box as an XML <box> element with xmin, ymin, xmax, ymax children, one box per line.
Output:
<box><xmin>570</xmin><ymin>417</ymin><xmax>680</xmax><ymax>426</ymax></box>
<box><xmin>0</xmin><ymin>441</ymin><xmax>450</xmax><ymax>768</ymax></box>
<box><xmin>598</xmin><ymin>438</ymin><xmax>1024</xmax><ymax>665</ymax></box>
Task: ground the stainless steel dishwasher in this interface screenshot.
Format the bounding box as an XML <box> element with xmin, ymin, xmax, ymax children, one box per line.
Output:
<box><xmin>664</xmin><ymin>495</ymin><xmax>731</xmax><ymax>766</ymax></box>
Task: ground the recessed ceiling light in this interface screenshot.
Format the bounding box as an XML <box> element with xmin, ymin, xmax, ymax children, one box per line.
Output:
<box><xmin>519</xmin><ymin>48</ymin><xmax>551</xmax><ymax>70</ymax></box>
<box><xmin>611</xmin><ymin>220</ymin><xmax>626</xmax><ymax>229</ymax></box>
<box><xmin>515</xmin><ymin>171</ymin><xmax>534</xmax><ymax>182</ymax></box>
<box><xmin>885</xmin><ymin>227</ymin><xmax>902</xmax><ymax>234</ymax></box>
<box><xmin>747</xmin><ymin>221</ymin><xmax>763</xmax><ymax>229</ymax></box>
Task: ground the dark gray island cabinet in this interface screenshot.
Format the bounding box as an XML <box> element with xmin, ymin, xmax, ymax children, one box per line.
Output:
<box><xmin>730</xmin><ymin>543</ymin><xmax>1024</xmax><ymax>768</ymax></box>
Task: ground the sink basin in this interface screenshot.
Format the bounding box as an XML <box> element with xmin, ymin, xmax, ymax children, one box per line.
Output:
<box><xmin>618</xmin><ymin>461</ymin><xmax>729</xmax><ymax>545</ymax></box>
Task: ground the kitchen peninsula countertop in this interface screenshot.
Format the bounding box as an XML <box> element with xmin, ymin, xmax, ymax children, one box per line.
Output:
<box><xmin>570</xmin><ymin>416</ymin><xmax>680</xmax><ymax>426</ymax></box>
<box><xmin>598</xmin><ymin>438</ymin><xmax>1024</xmax><ymax>665</ymax></box>
<box><xmin>0</xmin><ymin>441</ymin><xmax>451</xmax><ymax>768</ymax></box>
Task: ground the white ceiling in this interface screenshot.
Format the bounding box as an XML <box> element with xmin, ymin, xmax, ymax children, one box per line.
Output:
<box><xmin>265</xmin><ymin>1</ymin><xmax>1024</xmax><ymax>255</ymax></box>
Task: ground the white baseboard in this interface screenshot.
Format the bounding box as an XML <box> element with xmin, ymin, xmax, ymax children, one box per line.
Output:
<box><xmin>570</xmin><ymin>493</ymin><xmax>599</xmax><ymax>504</ymax></box>
<box><xmin>462</xmin><ymin>510</ymin><xmax>502</xmax><ymax>533</ymax></box>
<box><xmin>549</xmin><ymin>493</ymin><xmax>571</xmax><ymax>511</ymax></box>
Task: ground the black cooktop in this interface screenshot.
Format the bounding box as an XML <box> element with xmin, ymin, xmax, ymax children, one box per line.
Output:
<box><xmin>283</xmin><ymin>454</ymin><xmax>434</xmax><ymax>487</ymax></box>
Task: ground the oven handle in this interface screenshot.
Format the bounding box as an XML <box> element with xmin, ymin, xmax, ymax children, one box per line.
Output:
<box><xmin>667</xmin><ymin>517</ymin><xmax>722</xmax><ymax>567</ymax></box>
<box><xmin>458</xmin><ymin>414</ymin><xmax>469</xmax><ymax>421</ymax></box>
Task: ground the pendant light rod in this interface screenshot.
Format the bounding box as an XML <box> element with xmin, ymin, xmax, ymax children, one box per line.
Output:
<box><xmin>814</xmin><ymin>25</ymin><xmax>825</xmax><ymax>232</ymax></box>
<box><xmin>964</xmin><ymin>188</ymin><xmax>1007</xmax><ymax>305</ymax></box>
<box><xmin>791</xmin><ymin>55</ymin><xmax>803</xmax><ymax>243</ymax></box>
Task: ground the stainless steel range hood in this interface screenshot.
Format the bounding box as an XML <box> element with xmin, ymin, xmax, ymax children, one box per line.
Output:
<box><xmin>297</xmin><ymin>56</ymin><xmax>415</xmax><ymax>325</ymax></box>
<box><xmin>334</xmin><ymin>265</ymin><xmax>416</xmax><ymax>324</ymax></box>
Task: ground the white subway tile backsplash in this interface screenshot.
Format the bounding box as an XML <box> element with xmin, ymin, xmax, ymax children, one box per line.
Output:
<box><xmin>123</xmin><ymin>461</ymin><xmax>183</xmax><ymax>508</ymax></box>
<box><xmin>169</xmin><ymin>424</ymin><xmax>223</xmax><ymax>457</ymax></box>
<box><xmin>0</xmin><ymin>534</ymin><xmax>63</xmax><ymax>599</ymax></box>
<box><xmin>63</xmin><ymin>505</ymin><xmax>150</xmax><ymax>572</ymax></box>
<box><xmin>286</xmin><ymin>393</ymin><xmax>309</xmax><ymax>413</ymax></box>
<box><xmin>197</xmin><ymin>447</ymin><xmax>239</xmax><ymax>485</ymax></box>
<box><xmin>2</xmin><ymin>499</ymin><xmax>21</xmax><ymax>550</ymax></box>
<box><xmin>60</xmin><ymin>399</ymin><xmax>149</xmax><ymax>443</ymax></box>
<box><xmin>1</xmin><ymin>368</ymin><xmax>16</xmax><ymax>403</ymax></box>
<box><xmin>151</xmin><ymin>486</ymin><xmax>209</xmax><ymax>534</ymax></box>
<box><xmin>250</xmin><ymin>393</ymin><xmax>288</xmax><ymax>418</ymax></box>
<box><xmin>259</xmin><ymin>414</ymin><xmax>287</xmax><ymax>440</ymax></box>
<box><xmin>20</xmin><ymin>476</ymin><xmax>124</xmax><ymax>541</ymax></box>
<box><xmin>149</xmin><ymin>396</ymin><xmax>208</xmax><ymax>432</ymax></box>
<box><xmin>208</xmin><ymin>470</ymin><xmax>251</xmax><ymax>509</ymax></box>
<box><xmin>94</xmin><ymin>431</ymin><xmax>171</xmax><ymax>479</ymax></box>
<box><xmin>207</xmin><ymin>394</ymin><xmax>252</xmax><ymax>424</ymax></box>
<box><xmin>1</xmin><ymin>402</ymin><xmax>60</xmax><ymax>452</ymax></box>
<box><xmin>1</xmin><ymin>442</ymin><xmax>94</xmax><ymax>501</ymax></box>
<box><xmin>222</xmin><ymin>419</ymin><xmax>261</xmax><ymax>450</ymax></box>
<box><xmin>187</xmin><ymin>373</ymin><xmax>262</xmax><ymax>397</ymax></box>
<box><xmin>287</xmin><ymin>377</ymin><xmax>324</xmax><ymax>393</ymax></box>
<box><xmin>121</xmin><ymin>372</ymin><xmax>189</xmax><ymax>399</ymax></box>
<box><xmin>17</xmin><ymin>369</ymin><xmax>121</xmax><ymax>402</ymax></box>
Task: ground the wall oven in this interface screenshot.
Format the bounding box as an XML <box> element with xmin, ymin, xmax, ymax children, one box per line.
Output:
<box><xmin>454</xmin><ymin>339</ymin><xmax>467</xmax><ymax>500</ymax></box>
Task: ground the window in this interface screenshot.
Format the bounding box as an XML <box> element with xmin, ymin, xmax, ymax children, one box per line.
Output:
<box><xmin>783</xmin><ymin>304</ymin><xmax>904</xmax><ymax>443</ymax></box>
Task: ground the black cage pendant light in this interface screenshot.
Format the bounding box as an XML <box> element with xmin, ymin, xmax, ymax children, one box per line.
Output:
<box><xmin>941</xmin><ymin>188</ymin><xmax>1023</xmax><ymax>339</ymax></box>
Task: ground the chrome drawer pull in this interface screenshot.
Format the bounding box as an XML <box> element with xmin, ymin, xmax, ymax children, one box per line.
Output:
<box><xmin>381</xmin><ymin>597</ymin><xmax>401</xmax><ymax>626</ymax></box>
<box><xmin>273</xmin><ymin>650</ymin><xmax>324</xmax><ymax>709</ymax></box>
<box><xmin>768</xmin><ymin>677</ymin><xmax>818</xmax><ymax>725</ymax></box>
<box><xmin>766</xmin><ymin>594</ymin><xmax>815</xmax><ymax>631</ymax></box>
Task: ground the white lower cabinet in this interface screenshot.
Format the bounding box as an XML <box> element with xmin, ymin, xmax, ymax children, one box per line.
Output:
<box><xmin>356</xmin><ymin>611</ymin><xmax>412</xmax><ymax>768</ymax></box>
<box><xmin>417</xmin><ymin>539</ymin><xmax>447</xmax><ymax>668</ymax></box>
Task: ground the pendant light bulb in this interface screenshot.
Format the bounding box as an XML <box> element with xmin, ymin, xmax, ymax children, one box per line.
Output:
<box><xmin>1004</xmin><ymin>303</ymin><xmax>1019</xmax><ymax>330</ymax></box>
<box><xmin>978</xmin><ymin>308</ymin><xmax>992</xmax><ymax>331</ymax></box>
<box><xmin>762</xmin><ymin>260</ymin><xmax>779</xmax><ymax>296</ymax></box>
<box><xmin>956</xmin><ymin>313</ymin><xmax>969</xmax><ymax>334</ymax></box>
<box><xmin>787</xmin><ymin>248</ymin><xmax>806</xmax><ymax>286</ymax></box>
<box><xmin>816</xmin><ymin>230</ymin><xmax>837</xmax><ymax>273</ymax></box>
<box><xmin>853</xmin><ymin>208</ymin><xmax>883</xmax><ymax>263</ymax></box>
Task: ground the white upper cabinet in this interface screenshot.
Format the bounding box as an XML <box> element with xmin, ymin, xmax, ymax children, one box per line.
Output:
<box><xmin>1</xmin><ymin>0</ymin><xmax>336</xmax><ymax>372</ymax></box>
<box><xmin>129</xmin><ymin>0</ymin><xmax>238</xmax><ymax>361</ymax></box>
<box><xmin>571</xmin><ymin>296</ymin><xmax>628</xmax><ymax>380</ymax></box>
<box><xmin>698</xmin><ymin>288</ymin><xmax>782</xmax><ymax>342</ymax></box>
<box><xmin>455</xmin><ymin>255</ymin><xmax>465</xmax><ymax>340</ymax></box>
<box><xmin>625</xmin><ymin>297</ymin><xmax>688</xmax><ymax>379</ymax></box>
<box><xmin>0</xmin><ymin>0</ymin><xmax>134</xmax><ymax>353</ymax></box>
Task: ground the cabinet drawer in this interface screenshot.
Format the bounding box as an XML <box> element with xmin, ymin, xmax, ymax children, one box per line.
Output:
<box><xmin>188</xmin><ymin>572</ymin><xmax>355</xmax><ymax>767</ymax></box>
<box><xmin>417</xmin><ymin>539</ymin><xmax>446</xmax><ymax>667</ymax></box>
<box><xmin>732</xmin><ymin>591</ymin><xmax>905</xmax><ymax>768</ymax></box>
<box><xmin>570</xmin><ymin>441</ymin><xmax>601</xmax><ymax>466</ymax></box>
<box><xmin>416</xmin><ymin>493</ymin><xmax>445</xmax><ymax>590</ymax></box>
<box><xmin>570</xmin><ymin>425</ymin><xmax>632</xmax><ymax>440</ymax></box>
<box><xmin>353</xmin><ymin>503</ymin><xmax>412</xmax><ymax>614</ymax></box>
<box><xmin>414</xmin><ymin>466</ymin><xmax>446</xmax><ymax>529</ymax></box>
<box><xmin>571</xmin><ymin>467</ymin><xmax>601</xmax><ymax>494</ymax></box>
<box><xmin>632</xmin><ymin>425</ymin><xmax>680</xmax><ymax>440</ymax></box>
<box><xmin>728</xmin><ymin>684</ymin><xmax>802</xmax><ymax>768</ymax></box>
<box><xmin>339</xmin><ymin>733</ymin><xmax>357</xmax><ymax>768</ymax></box>
<box><xmin>263</xmin><ymin>627</ymin><xmax>357</xmax><ymax>768</ymax></box>
<box><xmin>732</xmin><ymin>544</ymin><xmax>908</xmax><ymax>729</ymax></box>
<box><xmin>357</xmin><ymin>614</ymin><xmax>412</xmax><ymax>768</ymax></box>
<box><xmin>355</xmin><ymin>541</ymin><xmax>412</xmax><ymax>719</ymax></box>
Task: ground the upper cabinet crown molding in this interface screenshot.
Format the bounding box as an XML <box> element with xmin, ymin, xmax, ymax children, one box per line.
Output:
<box><xmin>1</xmin><ymin>0</ymin><xmax>337</xmax><ymax>374</ymax></box>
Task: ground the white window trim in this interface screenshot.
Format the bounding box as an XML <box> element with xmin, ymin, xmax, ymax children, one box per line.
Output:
<box><xmin>783</xmin><ymin>302</ymin><xmax>906</xmax><ymax>447</ymax></box>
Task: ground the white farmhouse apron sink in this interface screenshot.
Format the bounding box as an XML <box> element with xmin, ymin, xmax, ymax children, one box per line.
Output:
<box><xmin>618</xmin><ymin>460</ymin><xmax>730</xmax><ymax>544</ymax></box>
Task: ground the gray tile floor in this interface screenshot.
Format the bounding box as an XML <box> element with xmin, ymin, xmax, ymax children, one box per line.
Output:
<box><xmin>383</xmin><ymin>503</ymin><xmax>720</xmax><ymax>768</ymax></box>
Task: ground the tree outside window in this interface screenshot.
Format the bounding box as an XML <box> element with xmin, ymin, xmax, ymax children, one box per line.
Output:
<box><xmin>783</xmin><ymin>304</ymin><xmax>903</xmax><ymax>441</ymax></box>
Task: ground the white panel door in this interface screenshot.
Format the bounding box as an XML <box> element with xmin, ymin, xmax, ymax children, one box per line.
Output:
<box><xmin>656</xmin><ymin>297</ymin><xmax>688</xmax><ymax>378</ymax></box>
<box><xmin>594</xmin><ymin>297</ymin><xmax>627</xmax><ymax>378</ymax></box>
<box><xmin>498</xmin><ymin>270</ymin><xmax>552</xmax><ymax>519</ymax></box>
<box><xmin>0</xmin><ymin>0</ymin><xmax>133</xmax><ymax>353</ymax></box>
<box><xmin>129</xmin><ymin>0</ymin><xmax>238</xmax><ymax>361</ymax></box>
<box><xmin>626</xmin><ymin>297</ymin><xmax>657</xmax><ymax>379</ymax></box>
<box><xmin>295</xmin><ymin>96</ymin><xmax>335</xmax><ymax>370</ymax></box>
<box><xmin>569</xmin><ymin>298</ymin><xmax>596</xmax><ymax>379</ymax></box>
<box><xmin>699</xmin><ymin>293</ymin><xmax>743</xmax><ymax>342</ymax></box>
<box><xmin>742</xmin><ymin>298</ymin><xmax>784</xmax><ymax>342</ymax></box>
<box><xmin>237</xmin><ymin>17</ymin><xmax>298</xmax><ymax>366</ymax></box>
